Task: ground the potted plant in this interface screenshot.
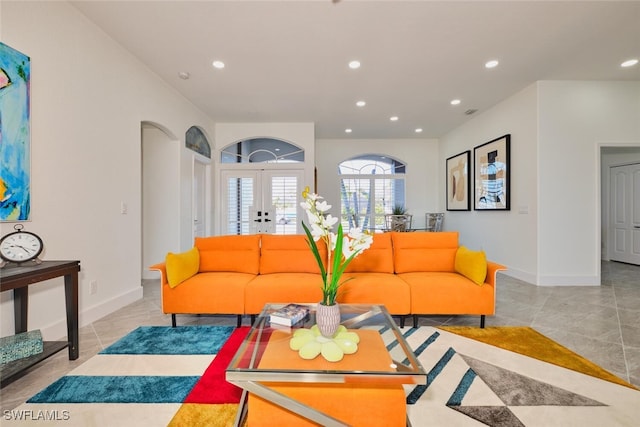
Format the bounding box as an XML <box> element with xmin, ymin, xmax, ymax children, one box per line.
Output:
<box><xmin>300</xmin><ymin>187</ymin><xmax>373</xmax><ymax>337</ymax></box>
<box><xmin>386</xmin><ymin>205</ymin><xmax>412</xmax><ymax>231</ymax></box>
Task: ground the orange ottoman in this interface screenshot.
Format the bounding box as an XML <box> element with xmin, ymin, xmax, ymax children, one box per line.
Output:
<box><xmin>247</xmin><ymin>330</ymin><xmax>407</xmax><ymax>427</ymax></box>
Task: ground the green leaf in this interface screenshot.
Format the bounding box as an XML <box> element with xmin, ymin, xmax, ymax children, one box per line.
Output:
<box><xmin>302</xmin><ymin>222</ymin><xmax>326</xmax><ymax>281</ymax></box>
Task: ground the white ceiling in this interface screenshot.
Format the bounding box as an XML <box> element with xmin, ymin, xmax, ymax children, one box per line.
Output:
<box><xmin>70</xmin><ymin>0</ymin><xmax>640</xmax><ymax>139</ymax></box>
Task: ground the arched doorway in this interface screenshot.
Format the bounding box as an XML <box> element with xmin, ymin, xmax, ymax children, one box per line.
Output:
<box><xmin>141</xmin><ymin>122</ymin><xmax>180</xmax><ymax>279</ymax></box>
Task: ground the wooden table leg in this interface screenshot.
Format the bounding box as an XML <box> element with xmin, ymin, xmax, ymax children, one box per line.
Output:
<box><xmin>64</xmin><ymin>272</ymin><xmax>79</xmax><ymax>360</ymax></box>
<box><xmin>13</xmin><ymin>287</ymin><xmax>28</xmax><ymax>334</ymax></box>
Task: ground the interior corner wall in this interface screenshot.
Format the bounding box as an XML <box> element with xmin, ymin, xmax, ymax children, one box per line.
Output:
<box><xmin>537</xmin><ymin>81</ymin><xmax>640</xmax><ymax>285</ymax></box>
<box><xmin>314</xmin><ymin>138</ymin><xmax>439</xmax><ymax>229</ymax></box>
<box><xmin>439</xmin><ymin>84</ymin><xmax>539</xmax><ymax>284</ymax></box>
<box><xmin>1</xmin><ymin>1</ymin><xmax>214</xmax><ymax>340</ymax></box>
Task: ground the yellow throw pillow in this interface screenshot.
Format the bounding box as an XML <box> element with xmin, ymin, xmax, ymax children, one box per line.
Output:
<box><xmin>165</xmin><ymin>247</ymin><xmax>200</xmax><ymax>288</ymax></box>
<box><xmin>454</xmin><ymin>246</ymin><xmax>487</xmax><ymax>286</ymax></box>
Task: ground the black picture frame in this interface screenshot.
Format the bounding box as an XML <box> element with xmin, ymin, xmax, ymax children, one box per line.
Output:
<box><xmin>446</xmin><ymin>150</ymin><xmax>471</xmax><ymax>211</ymax></box>
<box><xmin>473</xmin><ymin>134</ymin><xmax>511</xmax><ymax>211</ymax></box>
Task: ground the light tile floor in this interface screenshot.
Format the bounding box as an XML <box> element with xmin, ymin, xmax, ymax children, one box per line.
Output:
<box><xmin>1</xmin><ymin>261</ymin><xmax>638</xmax><ymax>411</ymax></box>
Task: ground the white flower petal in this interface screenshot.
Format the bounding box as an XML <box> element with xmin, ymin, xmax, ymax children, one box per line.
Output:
<box><xmin>324</xmin><ymin>215</ymin><xmax>339</xmax><ymax>228</ymax></box>
<box><xmin>316</xmin><ymin>200</ymin><xmax>331</xmax><ymax>212</ymax></box>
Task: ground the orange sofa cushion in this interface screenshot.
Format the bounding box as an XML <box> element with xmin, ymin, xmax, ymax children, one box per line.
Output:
<box><xmin>247</xmin><ymin>329</ymin><xmax>406</xmax><ymax>426</ymax></box>
<box><xmin>338</xmin><ymin>273</ymin><xmax>410</xmax><ymax>314</ymax></box>
<box><xmin>195</xmin><ymin>234</ymin><xmax>260</xmax><ymax>274</ymax></box>
<box><xmin>244</xmin><ymin>273</ymin><xmax>324</xmax><ymax>314</ymax></box>
<box><xmin>392</xmin><ymin>231</ymin><xmax>459</xmax><ymax>273</ymax></box>
<box><xmin>399</xmin><ymin>271</ymin><xmax>496</xmax><ymax>315</ymax></box>
<box><xmin>259</xmin><ymin>234</ymin><xmax>327</xmax><ymax>274</ymax></box>
<box><xmin>162</xmin><ymin>272</ymin><xmax>253</xmax><ymax>314</ymax></box>
<box><xmin>344</xmin><ymin>232</ymin><xmax>394</xmax><ymax>273</ymax></box>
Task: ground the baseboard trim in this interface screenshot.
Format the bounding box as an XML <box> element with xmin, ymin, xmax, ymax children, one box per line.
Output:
<box><xmin>537</xmin><ymin>275</ymin><xmax>600</xmax><ymax>286</ymax></box>
<box><xmin>499</xmin><ymin>268</ymin><xmax>536</xmax><ymax>285</ymax></box>
<box><xmin>40</xmin><ymin>287</ymin><xmax>144</xmax><ymax>341</ymax></box>
<box><xmin>500</xmin><ymin>269</ymin><xmax>601</xmax><ymax>286</ymax></box>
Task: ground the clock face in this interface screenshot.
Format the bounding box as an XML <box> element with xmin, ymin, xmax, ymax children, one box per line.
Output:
<box><xmin>0</xmin><ymin>232</ymin><xmax>43</xmax><ymax>262</ymax></box>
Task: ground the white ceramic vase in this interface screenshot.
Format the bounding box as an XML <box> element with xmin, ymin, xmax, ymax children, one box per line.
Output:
<box><xmin>316</xmin><ymin>303</ymin><xmax>341</xmax><ymax>338</ymax></box>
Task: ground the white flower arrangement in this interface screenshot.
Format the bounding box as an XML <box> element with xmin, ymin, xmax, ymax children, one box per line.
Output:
<box><xmin>300</xmin><ymin>186</ymin><xmax>373</xmax><ymax>306</ymax></box>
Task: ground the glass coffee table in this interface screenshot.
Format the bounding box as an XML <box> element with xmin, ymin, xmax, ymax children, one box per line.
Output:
<box><xmin>226</xmin><ymin>304</ymin><xmax>427</xmax><ymax>427</ymax></box>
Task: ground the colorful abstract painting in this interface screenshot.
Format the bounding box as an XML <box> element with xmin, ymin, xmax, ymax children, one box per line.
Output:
<box><xmin>474</xmin><ymin>134</ymin><xmax>510</xmax><ymax>211</ymax></box>
<box><xmin>0</xmin><ymin>42</ymin><xmax>30</xmax><ymax>221</ymax></box>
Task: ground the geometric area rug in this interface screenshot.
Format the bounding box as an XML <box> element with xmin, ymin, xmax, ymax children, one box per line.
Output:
<box><xmin>4</xmin><ymin>325</ymin><xmax>639</xmax><ymax>426</ymax></box>
<box><xmin>403</xmin><ymin>326</ymin><xmax>639</xmax><ymax>426</ymax></box>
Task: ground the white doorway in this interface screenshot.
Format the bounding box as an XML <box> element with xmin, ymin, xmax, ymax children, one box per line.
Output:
<box><xmin>193</xmin><ymin>156</ymin><xmax>210</xmax><ymax>239</ymax></box>
<box><xmin>609</xmin><ymin>162</ymin><xmax>640</xmax><ymax>265</ymax></box>
<box><xmin>220</xmin><ymin>169</ymin><xmax>303</xmax><ymax>235</ymax></box>
<box><xmin>141</xmin><ymin>123</ymin><xmax>180</xmax><ymax>279</ymax></box>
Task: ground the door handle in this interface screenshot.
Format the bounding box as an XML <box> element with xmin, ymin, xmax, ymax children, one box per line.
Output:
<box><xmin>254</xmin><ymin>219</ymin><xmax>262</xmax><ymax>222</ymax></box>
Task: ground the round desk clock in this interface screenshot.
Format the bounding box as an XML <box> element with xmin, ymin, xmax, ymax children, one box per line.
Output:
<box><xmin>0</xmin><ymin>224</ymin><xmax>44</xmax><ymax>266</ymax></box>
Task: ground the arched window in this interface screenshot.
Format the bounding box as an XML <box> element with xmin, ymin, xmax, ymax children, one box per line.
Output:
<box><xmin>220</xmin><ymin>137</ymin><xmax>304</xmax><ymax>163</ymax></box>
<box><xmin>185</xmin><ymin>126</ymin><xmax>211</xmax><ymax>158</ymax></box>
<box><xmin>339</xmin><ymin>155</ymin><xmax>406</xmax><ymax>231</ymax></box>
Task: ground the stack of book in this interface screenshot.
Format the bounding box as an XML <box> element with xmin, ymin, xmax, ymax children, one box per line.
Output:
<box><xmin>269</xmin><ymin>304</ymin><xmax>309</xmax><ymax>326</ymax></box>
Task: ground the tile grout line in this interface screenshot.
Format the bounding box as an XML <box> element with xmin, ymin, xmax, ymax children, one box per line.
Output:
<box><xmin>529</xmin><ymin>287</ymin><xmax>553</xmax><ymax>331</ymax></box>
<box><xmin>91</xmin><ymin>322</ymin><xmax>106</xmax><ymax>350</ymax></box>
<box><xmin>612</xmin><ymin>283</ymin><xmax>632</xmax><ymax>384</ymax></box>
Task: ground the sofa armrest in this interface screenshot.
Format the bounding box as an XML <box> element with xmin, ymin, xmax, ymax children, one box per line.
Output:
<box><xmin>149</xmin><ymin>262</ymin><xmax>169</xmax><ymax>287</ymax></box>
<box><xmin>486</xmin><ymin>261</ymin><xmax>507</xmax><ymax>287</ymax></box>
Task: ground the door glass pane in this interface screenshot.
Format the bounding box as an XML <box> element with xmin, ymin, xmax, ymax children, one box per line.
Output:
<box><xmin>271</xmin><ymin>175</ymin><xmax>299</xmax><ymax>235</ymax></box>
<box><xmin>226</xmin><ymin>177</ymin><xmax>253</xmax><ymax>235</ymax></box>
<box><xmin>339</xmin><ymin>155</ymin><xmax>406</xmax><ymax>232</ymax></box>
<box><xmin>340</xmin><ymin>177</ymin><xmax>405</xmax><ymax>231</ymax></box>
<box><xmin>221</xmin><ymin>138</ymin><xmax>304</xmax><ymax>163</ymax></box>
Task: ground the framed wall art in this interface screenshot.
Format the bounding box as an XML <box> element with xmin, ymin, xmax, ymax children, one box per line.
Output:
<box><xmin>0</xmin><ymin>42</ymin><xmax>31</xmax><ymax>221</ymax></box>
<box><xmin>474</xmin><ymin>134</ymin><xmax>510</xmax><ymax>211</ymax></box>
<box><xmin>446</xmin><ymin>150</ymin><xmax>470</xmax><ymax>211</ymax></box>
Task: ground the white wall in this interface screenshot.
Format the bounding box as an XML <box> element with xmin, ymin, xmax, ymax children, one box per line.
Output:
<box><xmin>0</xmin><ymin>1</ymin><xmax>213</xmax><ymax>339</ymax></box>
<box><xmin>441</xmin><ymin>81</ymin><xmax>640</xmax><ymax>286</ymax></box>
<box><xmin>538</xmin><ymin>81</ymin><xmax>640</xmax><ymax>285</ymax></box>
<box><xmin>315</xmin><ymin>138</ymin><xmax>439</xmax><ymax>229</ymax></box>
<box><xmin>440</xmin><ymin>84</ymin><xmax>539</xmax><ymax>282</ymax></box>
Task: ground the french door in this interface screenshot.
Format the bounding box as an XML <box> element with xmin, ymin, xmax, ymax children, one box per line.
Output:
<box><xmin>610</xmin><ymin>163</ymin><xmax>640</xmax><ymax>265</ymax></box>
<box><xmin>221</xmin><ymin>169</ymin><xmax>303</xmax><ymax>235</ymax></box>
<box><xmin>193</xmin><ymin>158</ymin><xmax>208</xmax><ymax>239</ymax></box>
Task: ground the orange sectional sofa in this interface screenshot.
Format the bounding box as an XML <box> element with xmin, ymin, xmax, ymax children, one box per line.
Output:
<box><xmin>150</xmin><ymin>232</ymin><xmax>506</xmax><ymax>328</ymax></box>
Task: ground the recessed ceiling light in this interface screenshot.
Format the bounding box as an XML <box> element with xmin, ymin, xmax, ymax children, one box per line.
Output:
<box><xmin>345</xmin><ymin>128</ymin><xmax>353</xmax><ymax>133</ymax></box>
<box><xmin>390</xmin><ymin>116</ymin><xmax>399</xmax><ymax>121</ymax></box>
<box><xmin>356</xmin><ymin>100</ymin><xmax>366</xmax><ymax>107</ymax></box>
<box><xmin>621</xmin><ymin>59</ymin><xmax>638</xmax><ymax>68</ymax></box>
<box><xmin>348</xmin><ymin>60</ymin><xmax>361</xmax><ymax>69</ymax></box>
<box><xmin>212</xmin><ymin>60</ymin><xmax>225</xmax><ymax>69</ymax></box>
<box><xmin>415</xmin><ymin>128</ymin><xmax>423</xmax><ymax>133</ymax></box>
<box><xmin>485</xmin><ymin>60</ymin><xmax>499</xmax><ymax>69</ymax></box>
<box><xmin>178</xmin><ymin>71</ymin><xmax>190</xmax><ymax>80</ymax></box>
<box><xmin>450</xmin><ymin>99</ymin><xmax>461</xmax><ymax>105</ymax></box>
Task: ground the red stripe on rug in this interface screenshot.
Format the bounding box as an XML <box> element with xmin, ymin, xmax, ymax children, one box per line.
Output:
<box><xmin>184</xmin><ymin>326</ymin><xmax>250</xmax><ymax>404</ymax></box>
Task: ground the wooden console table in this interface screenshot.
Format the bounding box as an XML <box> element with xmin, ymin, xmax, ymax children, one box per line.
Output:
<box><xmin>0</xmin><ymin>260</ymin><xmax>80</xmax><ymax>388</ymax></box>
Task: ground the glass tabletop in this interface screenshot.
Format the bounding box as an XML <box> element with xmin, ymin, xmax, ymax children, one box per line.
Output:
<box><xmin>226</xmin><ymin>303</ymin><xmax>426</xmax><ymax>385</ymax></box>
